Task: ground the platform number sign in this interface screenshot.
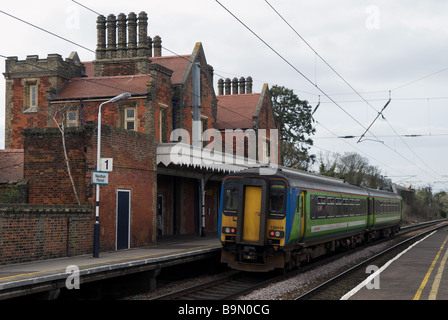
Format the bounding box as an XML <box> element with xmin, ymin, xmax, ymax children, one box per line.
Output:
<box><xmin>100</xmin><ymin>158</ymin><xmax>113</xmax><ymax>172</ymax></box>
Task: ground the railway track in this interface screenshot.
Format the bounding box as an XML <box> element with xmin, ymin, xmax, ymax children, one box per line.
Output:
<box><xmin>295</xmin><ymin>220</ymin><xmax>448</xmax><ymax>300</ymax></box>
<box><xmin>148</xmin><ymin>220</ymin><xmax>447</xmax><ymax>301</ymax></box>
<box><xmin>151</xmin><ymin>271</ymin><xmax>279</xmax><ymax>300</ymax></box>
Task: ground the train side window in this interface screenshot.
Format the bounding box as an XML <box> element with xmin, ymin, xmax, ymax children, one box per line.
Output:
<box><xmin>269</xmin><ymin>183</ymin><xmax>286</xmax><ymax>218</ymax></box>
<box><xmin>296</xmin><ymin>195</ymin><xmax>304</xmax><ymax>216</ymax></box>
<box><xmin>310</xmin><ymin>195</ymin><xmax>317</xmax><ymax>219</ymax></box>
<box><xmin>335</xmin><ymin>198</ymin><xmax>343</xmax><ymax>217</ymax></box>
<box><xmin>326</xmin><ymin>197</ymin><xmax>335</xmax><ymax>218</ymax></box>
<box><xmin>223</xmin><ymin>183</ymin><xmax>239</xmax><ymax>215</ymax></box>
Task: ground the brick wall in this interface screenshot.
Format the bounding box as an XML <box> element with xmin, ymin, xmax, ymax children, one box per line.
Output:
<box><xmin>23</xmin><ymin>124</ymin><xmax>157</xmax><ymax>252</ymax></box>
<box><xmin>0</xmin><ymin>204</ymin><xmax>92</xmax><ymax>265</ymax></box>
<box><xmin>24</xmin><ymin>126</ymin><xmax>90</xmax><ymax>205</ymax></box>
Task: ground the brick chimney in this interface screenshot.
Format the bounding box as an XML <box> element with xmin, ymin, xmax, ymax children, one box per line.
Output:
<box><xmin>94</xmin><ymin>11</ymin><xmax>154</xmax><ymax>76</ymax></box>
<box><xmin>219</xmin><ymin>77</ymin><xmax>253</xmax><ymax>95</ymax></box>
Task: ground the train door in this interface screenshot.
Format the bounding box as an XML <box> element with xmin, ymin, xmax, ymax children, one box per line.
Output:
<box><xmin>367</xmin><ymin>197</ymin><xmax>374</xmax><ymax>228</ymax></box>
<box><xmin>299</xmin><ymin>191</ymin><xmax>306</xmax><ymax>242</ymax></box>
<box><xmin>237</xmin><ymin>179</ymin><xmax>267</xmax><ymax>245</ymax></box>
<box><xmin>243</xmin><ymin>186</ymin><xmax>262</xmax><ymax>242</ymax></box>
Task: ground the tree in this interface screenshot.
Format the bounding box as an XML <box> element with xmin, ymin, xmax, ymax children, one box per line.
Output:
<box><xmin>270</xmin><ymin>85</ymin><xmax>316</xmax><ymax>170</ymax></box>
<box><xmin>318</xmin><ymin>151</ymin><xmax>384</xmax><ymax>189</ymax></box>
<box><xmin>48</xmin><ymin>104</ymin><xmax>81</xmax><ymax>205</ymax></box>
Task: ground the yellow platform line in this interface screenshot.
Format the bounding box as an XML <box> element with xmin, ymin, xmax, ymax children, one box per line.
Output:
<box><xmin>428</xmin><ymin>244</ymin><xmax>448</xmax><ymax>300</ymax></box>
<box><xmin>413</xmin><ymin>234</ymin><xmax>448</xmax><ymax>300</ymax></box>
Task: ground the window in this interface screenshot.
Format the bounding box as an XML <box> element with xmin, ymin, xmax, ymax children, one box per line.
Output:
<box><xmin>223</xmin><ymin>182</ymin><xmax>240</xmax><ymax>216</ymax></box>
<box><xmin>30</xmin><ymin>85</ymin><xmax>37</xmax><ymax>107</ymax></box>
<box><xmin>66</xmin><ymin>110</ymin><xmax>79</xmax><ymax>127</ymax></box>
<box><xmin>269</xmin><ymin>183</ymin><xmax>286</xmax><ymax>218</ymax></box>
<box><xmin>23</xmin><ymin>80</ymin><xmax>39</xmax><ymax>112</ymax></box>
<box><xmin>159</xmin><ymin>104</ymin><xmax>168</xmax><ymax>143</ymax></box>
<box><xmin>125</xmin><ymin>107</ymin><xmax>136</xmax><ymax>131</ymax></box>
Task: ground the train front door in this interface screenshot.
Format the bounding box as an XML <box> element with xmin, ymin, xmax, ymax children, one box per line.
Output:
<box><xmin>238</xmin><ymin>179</ymin><xmax>267</xmax><ymax>245</ymax></box>
<box><xmin>243</xmin><ymin>186</ymin><xmax>262</xmax><ymax>242</ymax></box>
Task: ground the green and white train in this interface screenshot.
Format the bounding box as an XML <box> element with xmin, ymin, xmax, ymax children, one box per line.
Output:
<box><xmin>218</xmin><ymin>167</ymin><xmax>402</xmax><ymax>272</ymax></box>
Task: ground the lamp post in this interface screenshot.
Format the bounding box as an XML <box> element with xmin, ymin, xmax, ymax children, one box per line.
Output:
<box><xmin>93</xmin><ymin>92</ymin><xmax>131</xmax><ymax>258</ymax></box>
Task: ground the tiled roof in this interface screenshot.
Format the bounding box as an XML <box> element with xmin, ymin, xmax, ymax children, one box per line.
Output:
<box><xmin>52</xmin><ymin>74</ymin><xmax>152</xmax><ymax>101</ymax></box>
<box><xmin>53</xmin><ymin>55</ymin><xmax>193</xmax><ymax>101</ymax></box>
<box><xmin>0</xmin><ymin>149</ymin><xmax>24</xmax><ymax>183</ymax></box>
<box><xmin>150</xmin><ymin>55</ymin><xmax>192</xmax><ymax>84</ymax></box>
<box><xmin>216</xmin><ymin>94</ymin><xmax>261</xmax><ymax>130</ymax></box>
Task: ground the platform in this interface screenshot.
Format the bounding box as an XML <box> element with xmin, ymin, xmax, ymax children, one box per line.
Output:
<box><xmin>343</xmin><ymin>225</ymin><xmax>448</xmax><ymax>300</ymax></box>
<box><xmin>0</xmin><ymin>234</ymin><xmax>221</xmax><ymax>299</ymax></box>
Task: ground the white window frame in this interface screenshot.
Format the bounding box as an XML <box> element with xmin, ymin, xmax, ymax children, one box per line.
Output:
<box><xmin>124</xmin><ymin>107</ymin><xmax>136</xmax><ymax>131</ymax></box>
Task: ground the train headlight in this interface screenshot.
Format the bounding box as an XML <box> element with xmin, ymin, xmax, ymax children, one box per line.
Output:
<box><xmin>222</xmin><ymin>226</ymin><xmax>236</xmax><ymax>234</ymax></box>
<box><xmin>269</xmin><ymin>230</ymin><xmax>284</xmax><ymax>238</ymax></box>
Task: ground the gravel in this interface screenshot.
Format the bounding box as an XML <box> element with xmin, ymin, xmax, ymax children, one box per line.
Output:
<box><xmin>238</xmin><ymin>241</ymin><xmax>391</xmax><ymax>300</ymax></box>
<box><xmin>126</xmin><ymin>233</ymin><xmax>423</xmax><ymax>300</ymax></box>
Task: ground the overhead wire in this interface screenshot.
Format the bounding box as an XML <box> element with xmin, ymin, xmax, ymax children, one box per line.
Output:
<box><xmin>214</xmin><ymin>0</ymin><xmax>382</xmax><ymax>143</ymax></box>
<box><xmin>2</xmin><ymin>2</ymin><xmax>444</xmax><ymax>185</ymax></box>
<box><xmin>0</xmin><ymin>5</ymin><xmax>262</xmax><ymax>133</ymax></box>
<box><xmin>261</xmin><ymin>0</ymin><xmax>442</xmax><ymax>181</ymax></box>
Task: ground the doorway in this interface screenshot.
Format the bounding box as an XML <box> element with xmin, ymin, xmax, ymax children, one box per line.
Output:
<box><xmin>116</xmin><ymin>189</ymin><xmax>131</xmax><ymax>250</ymax></box>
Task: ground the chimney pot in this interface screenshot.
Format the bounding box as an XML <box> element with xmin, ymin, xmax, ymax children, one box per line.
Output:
<box><xmin>225</xmin><ymin>78</ymin><xmax>231</xmax><ymax>95</ymax></box>
<box><xmin>218</xmin><ymin>78</ymin><xmax>224</xmax><ymax>95</ymax></box>
<box><xmin>148</xmin><ymin>36</ymin><xmax>153</xmax><ymax>57</ymax></box>
<box><xmin>96</xmin><ymin>15</ymin><xmax>106</xmax><ymax>60</ymax></box>
<box><xmin>106</xmin><ymin>14</ymin><xmax>117</xmax><ymax>59</ymax></box>
<box><xmin>153</xmin><ymin>35</ymin><xmax>162</xmax><ymax>57</ymax></box>
<box><xmin>138</xmin><ymin>11</ymin><xmax>149</xmax><ymax>57</ymax></box>
<box><xmin>246</xmin><ymin>76</ymin><xmax>253</xmax><ymax>94</ymax></box>
<box><xmin>117</xmin><ymin>13</ymin><xmax>127</xmax><ymax>58</ymax></box>
<box><xmin>127</xmin><ymin>12</ymin><xmax>137</xmax><ymax>57</ymax></box>
<box><xmin>239</xmin><ymin>77</ymin><xmax>246</xmax><ymax>94</ymax></box>
<box><xmin>232</xmin><ymin>77</ymin><xmax>238</xmax><ymax>95</ymax></box>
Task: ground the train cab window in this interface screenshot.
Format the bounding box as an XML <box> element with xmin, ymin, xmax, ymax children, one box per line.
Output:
<box><xmin>223</xmin><ymin>183</ymin><xmax>240</xmax><ymax>216</ymax></box>
<box><xmin>269</xmin><ymin>183</ymin><xmax>286</xmax><ymax>219</ymax></box>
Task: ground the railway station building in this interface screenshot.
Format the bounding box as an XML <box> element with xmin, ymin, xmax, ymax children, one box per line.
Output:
<box><xmin>1</xmin><ymin>11</ymin><xmax>279</xmax><ymax>260</ymax></box>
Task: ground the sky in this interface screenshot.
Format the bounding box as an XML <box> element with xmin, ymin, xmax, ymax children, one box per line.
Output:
<box><xmin>1</xmin><ymin>0</ymin><xmax>448</xmax><ymax>192</ymax></box>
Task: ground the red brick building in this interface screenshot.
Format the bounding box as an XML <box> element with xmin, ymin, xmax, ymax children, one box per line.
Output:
<box><xmin>2</xmin><ymin>11</ymin><xmax>280</xmax><ymax>254</ymax></box>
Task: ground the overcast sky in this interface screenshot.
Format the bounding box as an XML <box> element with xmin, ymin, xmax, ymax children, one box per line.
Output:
<box><xmin>1</xmin><ymin>0</ymin><xmax>447</xmax><ymax>191</ymax></box>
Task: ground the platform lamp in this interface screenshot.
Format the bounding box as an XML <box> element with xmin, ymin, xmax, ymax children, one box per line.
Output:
<box><xmin>93</xmin><ymin>92</ymin><xmax>131</xmax><ymax>258</ymax></box>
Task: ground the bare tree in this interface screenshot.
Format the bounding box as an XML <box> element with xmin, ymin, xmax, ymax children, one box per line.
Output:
<box><xmin>48</xmin><ymin>104</ymin><xmax>81</xmax><ymax>205</ymax></box>
<box><xmin>318</xmin><ymin>151</ymin><xmax>384</xmax><ymax>189</ymax></box>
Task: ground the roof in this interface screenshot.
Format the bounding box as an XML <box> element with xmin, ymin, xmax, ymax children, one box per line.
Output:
<box><xmin>216</xmin><ymin>94</ymin><xmax>261</xmax><ymax>130</ymax></box>
<box><xmin>150</xmin><ymin>55</ymin><xmax>192</xmax><ymax>84</ymax></box>
<box><xmin>0</xmin><ymin>149</ymin><xmax>24</xmax><ymax>184</ymax></box>
<box><xmin>52</xmin><ymin>55</ymin><xmax>193</xmax><ymax>101</ymax></box>
<box><xmin>51</xmin><ymin>74</ymin><xmax>152</xmax><ymax>101</ymax></box>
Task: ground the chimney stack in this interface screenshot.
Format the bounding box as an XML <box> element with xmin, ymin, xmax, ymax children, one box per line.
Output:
<box><xmin>96</xmin><ymin>11</ymin><xmax>155</xmax><ymax>60</ymax></box>
<box><xmin>219</xmin><ymin>77</ymin><xmax>253</xmax><ymax>95</ymax></box>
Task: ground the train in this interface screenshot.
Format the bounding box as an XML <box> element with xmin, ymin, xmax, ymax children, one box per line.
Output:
<box><xmin>217</xmin><ymin>167</ymin><xmax>402</xmax><ymax>272</ymax></box>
